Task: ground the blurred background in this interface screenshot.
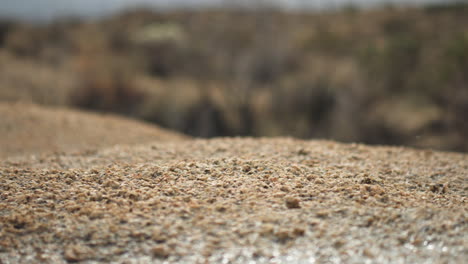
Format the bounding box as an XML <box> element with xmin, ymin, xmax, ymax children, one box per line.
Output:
<box><xmin>0</xmin><ymin>0</ymin><xmax>467</xmax><ymax>152</ymax></box>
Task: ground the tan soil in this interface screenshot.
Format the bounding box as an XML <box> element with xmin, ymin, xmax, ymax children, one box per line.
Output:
<box><xmin>0</xmin><ymin>102</ymin><xmax>187</xmax><ymax>158</ymax></box>
<box><xmin>0</xmin><ymin>107</ymin><xmax>467</xmax><ymax>263</ymax></box>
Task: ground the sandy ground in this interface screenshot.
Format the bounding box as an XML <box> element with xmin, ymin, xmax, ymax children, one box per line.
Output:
<box><xmin>0</xmin><ymin>104</ymin><xmax>466</xmax><ymax>263</ymax></box>
<box><xmin>0</xmin><ymin>102</ymin><xmax>187</xmax><ymax>158</ymax></box>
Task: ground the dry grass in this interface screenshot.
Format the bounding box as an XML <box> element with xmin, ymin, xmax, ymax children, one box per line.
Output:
<box><xmin>1</xmin><ymin>4</ymin><xmax>467</xmax><ymax>151</ymax></box>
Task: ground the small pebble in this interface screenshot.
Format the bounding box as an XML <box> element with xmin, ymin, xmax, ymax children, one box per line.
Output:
<box><xmin>285</xmin><ymin>197</ymin><xmax>301</xmax><ymax>209</ymax></box>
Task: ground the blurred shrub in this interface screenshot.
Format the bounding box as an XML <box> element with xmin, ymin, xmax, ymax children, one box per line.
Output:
<box><xmin>71</xmin><ymin>73</ymin><xmax>143</xmax><ymax>114</ymax></box>
<box><xmin>0</xmin><ymin>20</ymin><xmax>13</xmax><ymax>47</ymax></box>
<box><xmin>1</xmin><ymin>3</ymin><xmax>467</xmax><ymax>151</ymax></box>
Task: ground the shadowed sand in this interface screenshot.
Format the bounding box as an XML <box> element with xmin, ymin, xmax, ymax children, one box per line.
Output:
<box><xmin>0</xmin><ymin>105</ymin><xmax>466</xmax><ymax>263</ymax></box>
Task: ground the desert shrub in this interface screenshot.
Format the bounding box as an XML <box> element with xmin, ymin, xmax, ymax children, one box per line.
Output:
<box><xmin>423</xmin><ymin>2</ymin><xmax>468</xmax><ymax>14</ymax></box>
<box><xmin>71</xmin><ymin>72</ymin><xmax>143</xmax><ymax>114</ymax></box>
<box><xmin>1</xmin><ymin>5</ymin><xmax>468</xmax><ymax>151</ymax></box>
<box><xmin>0</xmin><ymin>20</ymin><xmax>13</xmax><ymax>47</ymax></box>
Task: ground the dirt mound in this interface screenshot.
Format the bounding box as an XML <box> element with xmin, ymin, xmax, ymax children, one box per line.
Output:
<box><xmin>1</xmin><ymin>137</ymin><xmax>466</xmax><ymax>263</ymax></box>
<box><xmin>0</xmin><ymin>102</ymin><xmax>188</xmax><ymax>158</ymax></box>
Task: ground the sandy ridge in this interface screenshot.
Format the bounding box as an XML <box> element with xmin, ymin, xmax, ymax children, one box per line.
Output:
<box><xmin>0</xmin><ymin>102</ymin><xmax>188</xmax><ymax>158</ymax></box>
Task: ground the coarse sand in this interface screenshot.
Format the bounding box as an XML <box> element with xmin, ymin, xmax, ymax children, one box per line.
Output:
<box><xmin>0</xmin><ymin>105</ymin><xmax>467</xmax><ymax>263</ymax></box>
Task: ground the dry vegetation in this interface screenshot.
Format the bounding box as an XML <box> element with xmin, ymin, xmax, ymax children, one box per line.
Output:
<box><xmin>1</xmin><ymin>3</ymin><xmax>467</xmax><ymax>151</ymax></box>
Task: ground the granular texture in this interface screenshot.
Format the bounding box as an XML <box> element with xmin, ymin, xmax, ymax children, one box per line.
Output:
<box><xmin>1</xmin><ymin>137</ymin><xmax>466</xmax><ymax>263</ymax></box>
